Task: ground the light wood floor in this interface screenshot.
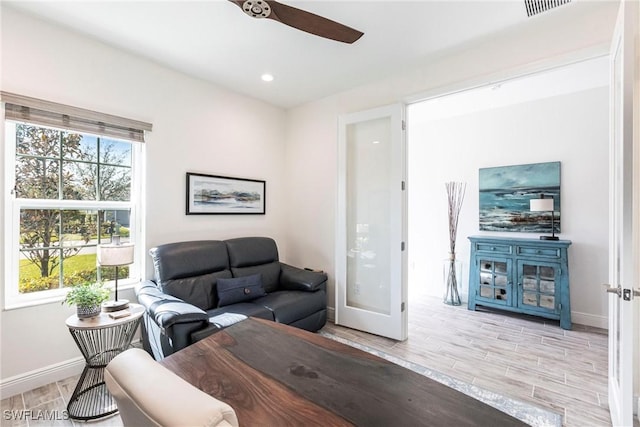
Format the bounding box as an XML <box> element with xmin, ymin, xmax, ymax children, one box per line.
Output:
<box><xmin>0</xmin><ymin>294</ymin><xmax>618</xmax><ymax>426</ymax></box>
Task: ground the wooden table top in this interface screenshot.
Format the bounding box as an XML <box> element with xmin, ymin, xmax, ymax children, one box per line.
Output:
<box><xmin>160</xmin><ymin>318</ymin><xmax>526</xmax><ymax>426</ymax></box>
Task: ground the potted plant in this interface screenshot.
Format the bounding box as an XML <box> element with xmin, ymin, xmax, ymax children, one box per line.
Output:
<box><xmin>63</xmin><ymin>282</ymin><xmax>110</xmax><ymax>319</ymax></box>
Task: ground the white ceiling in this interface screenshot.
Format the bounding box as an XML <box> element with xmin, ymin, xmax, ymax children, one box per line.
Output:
<box><xmin>4</xmin><ymin>0</ymin><xmax>619</xmax><ymax>109</ymax></box>
<box><xmin>411</xmin><ymin>55</ymin><xmax>610</xmax><ymax>120</ymax></box>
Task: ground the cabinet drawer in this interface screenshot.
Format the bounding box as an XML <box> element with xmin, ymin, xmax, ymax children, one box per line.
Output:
<box><xmin>516</xmin><ymin>246</ymin><xmax>560</xmax><ymax>258</ymax></box>
<box><xmin>475</xmin><ymin>242</ymin><xmax>512</xmax><ymax>254</ymax></box>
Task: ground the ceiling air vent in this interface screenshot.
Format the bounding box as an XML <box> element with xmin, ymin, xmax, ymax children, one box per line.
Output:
<box><xmin>524</xmin><ymin>0</ymin><xmax>571</xmax><ymax>17</ymax></box>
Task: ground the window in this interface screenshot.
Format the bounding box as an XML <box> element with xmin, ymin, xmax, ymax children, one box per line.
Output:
<box><xmin>2</xmin><ymin>93</ymin><xmax>150</xmax><ymax>308</ymax></box>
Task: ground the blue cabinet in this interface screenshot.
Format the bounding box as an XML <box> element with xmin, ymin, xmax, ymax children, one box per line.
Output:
<box><xmin>468</xmin><ymin>236</ymin><xmax>572</xmax><ymax>330</ymax></box>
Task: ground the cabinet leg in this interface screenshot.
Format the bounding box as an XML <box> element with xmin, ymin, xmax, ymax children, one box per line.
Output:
<box><xmin>560</xmin><ymin>314</ymin><xmax>572</xmax><ymax>330</ymax></box>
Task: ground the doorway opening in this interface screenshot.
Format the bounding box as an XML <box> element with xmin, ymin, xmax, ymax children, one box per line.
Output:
<box><xmin>406</xmin><ymin>56</ymin><xmax>610</xmax><ymax>329</ymax></box>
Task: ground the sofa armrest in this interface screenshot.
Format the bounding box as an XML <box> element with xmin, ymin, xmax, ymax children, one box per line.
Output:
<box><xmin>136</xmin><ymin>280</ymin><xmax>209</xmax><ymax>331</ymax></box>
<box><xmin>280</xmin><ymin>263</ymin><xmax>328</xmax><ymax>292</ymax></box>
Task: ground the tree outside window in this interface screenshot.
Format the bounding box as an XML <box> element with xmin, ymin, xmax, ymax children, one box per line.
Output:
<box><xmin>14</xmin><ymin>124</ymin><xmax>133</xmax><ymax>293</ymax></box>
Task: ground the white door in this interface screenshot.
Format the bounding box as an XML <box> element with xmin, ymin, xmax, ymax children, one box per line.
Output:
<box><xmin>336</xmin><ymin>104</ymin><xmax>407</xmax><ymax>341</ymax></box>
<box><xmin>607</xmin><ymin>1</ymin><xmax>639</xmax><ymax>426</ymax></box>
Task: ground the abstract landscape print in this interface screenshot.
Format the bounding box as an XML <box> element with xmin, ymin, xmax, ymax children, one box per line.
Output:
<box><xmin>186</xmin><ymin>172</ymin><xmax>265</xmax><ymax>215</ymax></box>
<box><xmin>479</xmin><ymin>162</ymin><xmax>560</xmax><ymax>233</ymax></box>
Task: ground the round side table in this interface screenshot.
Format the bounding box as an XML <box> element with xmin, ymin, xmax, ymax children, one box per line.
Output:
<box><xmin>65</xmin><ymin>303</ymin><xmax>144</xmax><ymax>421</ymax></box>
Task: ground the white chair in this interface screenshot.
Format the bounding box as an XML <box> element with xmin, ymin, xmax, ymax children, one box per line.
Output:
<box><xmin>105</xmin><ymin>348</ymin><xmax>238</xmax><ymax>427</ymax></box>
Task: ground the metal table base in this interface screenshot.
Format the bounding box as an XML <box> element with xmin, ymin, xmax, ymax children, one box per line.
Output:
<box><xmin>66</xmin><ymin>305</ymin><xmax>143</xmax><ymax>421</ymax></box>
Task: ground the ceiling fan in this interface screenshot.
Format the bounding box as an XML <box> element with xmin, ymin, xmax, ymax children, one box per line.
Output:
<box><xmin>228</xmin><ymin>0</ymin><xmax>364</xmax><ymax>44</ymax></box>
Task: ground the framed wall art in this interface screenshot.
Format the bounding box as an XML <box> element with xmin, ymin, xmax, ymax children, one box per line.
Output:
<box><xmin>479</xmin><ymin>161</ymin><xmax>560</xmax><ymax>233</ymax></box>
<box><xmin>186</xmin><ymin>172</ymin><xmax>266</xmax><ymax>215</ymax></box>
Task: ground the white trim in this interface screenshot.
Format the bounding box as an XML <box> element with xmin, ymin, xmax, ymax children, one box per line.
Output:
<box><xmin>571</xmin><ymin>310</ymin><xmax>608</xmax><ymax>330</ymax></box>
<box><xmin>130</xmin><ymin>141</ymin><xmax>146</xmax><ymax>283</ymax></box>
<box><xmin>330</xmin><ymin>306</ymin><xmax>606</xmax><ymax>330</ymax></box>
<box><xmin>327</xmin><ymin>306</ymin><xmax>335</xmax><ymax>322</ymax></box>
<box><xmin>4</xmin><ymin>120</ymin><xmax>18</xmax><ymax>309</ymax></box>
<box><xmin>0</xmin><ymin>338</ymin><xmax>144</xmax><ymax>398</ymax></box>
<box><xmin>0</xmin><ymin>357</ymin><xmax>84</xmax><ymax>398</ymax></box>
<box><xmin>3</xmin><ymin>282</ymin><xmax>137</xmax><ymax>311</ymax></box>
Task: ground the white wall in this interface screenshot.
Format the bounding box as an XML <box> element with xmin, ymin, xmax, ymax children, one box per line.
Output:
<box><xmin>0</xmin><ymin>6</ymin><xmax>286</xmax><ymax>392</ymax></box>
<box><xmin>283</xmin><ymin>6</ymin><xmax>616</xmax><ymax>323</ymax></box>
<box><xmin>407</xmin><ymin>86</ymin><xmax>609</xmax><ymax>326</ymax></box>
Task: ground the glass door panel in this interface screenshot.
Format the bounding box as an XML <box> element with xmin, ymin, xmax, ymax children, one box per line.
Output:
<box><xmin>345</xmin><ymin>117</ymin><xmax>391</xmax><ymax>314</ymax></box>
<box><xmin>477</xmin><ymin>259</ymin><xmax>509</xmax><ymax>304</ymax></box>
<box><xmin>517</xmin><ymin>261</ymin><xmax>557</xmax><ymax>313</ymax></box>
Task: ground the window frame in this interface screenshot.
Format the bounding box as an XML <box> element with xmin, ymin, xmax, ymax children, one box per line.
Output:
<box><xmin>3</xmin><ymin>120</ymin><xmax>145</xmax><ymax>309</ymax></box>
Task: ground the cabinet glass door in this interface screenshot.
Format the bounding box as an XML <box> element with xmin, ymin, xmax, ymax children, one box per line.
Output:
<box><xmin>477</xmin><ymin>258</ymin><xmax>510</xmax><ymax>305</ymax></box>
<box><xmin>518</xmin><ymin>261</ymin><xmax>558</xmax><ymax>313</ymax></box>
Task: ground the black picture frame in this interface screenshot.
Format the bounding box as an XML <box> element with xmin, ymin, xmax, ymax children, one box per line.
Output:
<box><xmin>186</xmin><ymin>172</ymin><xmax>266</xmax><ymax>215</ymax></box>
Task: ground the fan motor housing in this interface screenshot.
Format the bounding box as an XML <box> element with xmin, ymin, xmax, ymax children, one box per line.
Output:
<box><xmin>243</xmin><ymin>0</ymin><xmax>271</xmax><ymax>18</ymax></box>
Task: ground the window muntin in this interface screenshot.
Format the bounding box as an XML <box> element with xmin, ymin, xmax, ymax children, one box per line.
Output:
<box><xmin>6</xmin><ymin>121</ymin><xmax>140</xmax><ymax>306</ymax></box>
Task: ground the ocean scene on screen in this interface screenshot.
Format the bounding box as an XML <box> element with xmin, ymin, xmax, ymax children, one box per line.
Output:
<box><xmin>479</xmin><ymin>162</ymin><xmax>560</xmax><ymax>233</ymax></box>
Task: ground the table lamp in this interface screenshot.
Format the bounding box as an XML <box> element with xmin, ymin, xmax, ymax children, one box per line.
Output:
<box><xmin>530</xmin><ymin>195</ymin><xmax>558</xmax><ymax>241</ymax></box>
<box><xmin>97</xmin><ymin>242</ymin><xmax>134</xmax><ymax>311</ymax></box>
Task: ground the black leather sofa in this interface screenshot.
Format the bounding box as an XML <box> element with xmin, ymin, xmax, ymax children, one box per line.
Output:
<box><xmin>135</xmin><ymin>237</ymin><xmax>328</xmax><ymax>359</ymax></box>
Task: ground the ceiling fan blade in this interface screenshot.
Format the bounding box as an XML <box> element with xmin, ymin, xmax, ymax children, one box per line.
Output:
<box><xmin>229</xmin><ymin>0</ymin><xmax>363</xmax><ymax>44</ymax></box>
<box><xmin>268</xmin><ymin>1</ymin><xmax>363</xmax><ymax>44</ymax></box>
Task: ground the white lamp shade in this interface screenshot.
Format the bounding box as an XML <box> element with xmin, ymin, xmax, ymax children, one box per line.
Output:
<box><xmin>97</xmin><ymin>243</ymin><xmax>135</xmax><ymax>266</ymax></box>
<box><xmin>530</xmin><ymin>198</ymin><xmax>554</xmax><ymax>212</ymax></box>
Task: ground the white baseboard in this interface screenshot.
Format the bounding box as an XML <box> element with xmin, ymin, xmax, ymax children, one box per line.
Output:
<box><xmin>0</xmin><ymin>339</ymin><xmax>144</xmax><ymax>399</ymax></box>
<box><xmin>327</xmin><ymin>307</ymin><xmax>604</xmax><ymax>330</ymax></box>
<box><xmin>0</xmin><ymin>357</ymin><xmax>84</xmax><ymax>399</ymax></box>
<box><xmin>329</xmin><ymin>306</ymin><xmax>607</xmax><ymax>330</ymax></box>
<box><xmin>571</xmin><ymin>311</ymin><xmax>608</xmax><ymax>330</ymax></box>
<box><xmin>327</xmin><ymin>306</ymin><xmax>335</xmax><ymax>322</ymax></box>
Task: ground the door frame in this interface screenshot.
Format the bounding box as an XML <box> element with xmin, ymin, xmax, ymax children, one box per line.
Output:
<box><xmin>607</xmin><ymin>1</ymin><xmax>639</xmax><ymax>425</ymax></box>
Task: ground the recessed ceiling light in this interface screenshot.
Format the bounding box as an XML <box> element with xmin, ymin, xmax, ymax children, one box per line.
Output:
<box><xmin>261</xmin><ymin>74</ymin><xmax>274</xmax><ymax>82</ymax></box>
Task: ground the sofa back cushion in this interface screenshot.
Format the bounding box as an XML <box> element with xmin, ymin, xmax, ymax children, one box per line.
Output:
<box><xmin>226</xmin><ymin>237</ymin><xmax>281</xmax><ymax>293</ymax></box>
<box><xmin>162</xmin><ymin>270</ymin><xmax>232</xmax><ymax>311</ymax></box>
<box><xmin>150</xmin><ymin>241</ymin><xmax>231</xmax><ymax>310</ymax></box>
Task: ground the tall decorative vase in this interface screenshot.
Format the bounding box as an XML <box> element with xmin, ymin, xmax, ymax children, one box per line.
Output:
<box><xmin>444</xmin><ymin>181</ymin><xmax>466</xmax><ymax>306</ymax></box>
<box><xmin>443</xmin><ymin>256</ymin><xmax>462</xmax><ymax>306</ymax></box>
